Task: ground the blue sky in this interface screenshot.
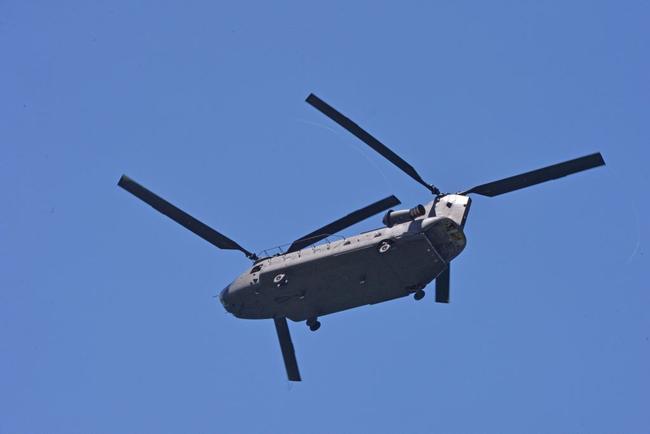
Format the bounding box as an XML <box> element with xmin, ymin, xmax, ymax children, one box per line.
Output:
<box><xmin>1</xmin><ymin>1</ymin><xmax>648</xmax><ymax>433</ymax></box>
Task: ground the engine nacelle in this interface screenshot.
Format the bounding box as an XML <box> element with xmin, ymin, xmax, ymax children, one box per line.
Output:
<box><xmin>382</xmin><ymin>204</ymin><xmax>426</xmax><ymax>227</ymax></box>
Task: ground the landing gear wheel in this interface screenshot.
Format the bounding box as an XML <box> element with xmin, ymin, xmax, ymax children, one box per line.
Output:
<box><xmin>414</xmin><ymin>289</ymin><xmax>425</xmax><ymax>301</ymax></box>
<box><xmin>306</xmin><ymin>317</ymin><xmax>321</xmax><ymax>332</ymax></box>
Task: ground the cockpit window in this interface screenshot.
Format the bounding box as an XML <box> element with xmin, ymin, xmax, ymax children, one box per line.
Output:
<box><xmin>250</xmin><ymin>265</ymin><xmax>263</xmax><ymax>274</ymax></box>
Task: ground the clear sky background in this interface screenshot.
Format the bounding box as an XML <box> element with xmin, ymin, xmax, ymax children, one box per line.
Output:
<box><xmin>2</xmin><ymin>1</ymin><xmax>648</xmax><ymax>433</ymax></box>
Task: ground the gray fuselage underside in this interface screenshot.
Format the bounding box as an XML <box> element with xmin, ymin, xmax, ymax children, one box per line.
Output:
<box><xmin>221</xmin><ymin>195</ymin><xmax>470</xmax><ymax>322</ymax></box>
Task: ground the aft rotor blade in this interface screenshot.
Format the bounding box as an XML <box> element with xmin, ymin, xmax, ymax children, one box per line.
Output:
<box><xmin>462</xmin><ymin>153</ymin><xmax>606</xmax><ymax>197</ymax></box>
<box><xmin>286</xmin><ymin>195</ymin><xmax>401</xmax><ymax>253</ymax></box>
<box><xmin>273</xmin><ymin>318</ymin><xmax>301</xmax><ymax>382</ymax></box>
<box><xmin>118</xmin><ymin>175</ymin><xmax>257</xmax><ymax>260</ymax></box>
<box><xmin>306</xmin><ymin>94</ymin><xmax>439</xmax><ymax>195</ymax></box>
<box><xmin>435</xmin><ymin>266</ymin><xmax>450</xmax><ymax>303</ymax></box>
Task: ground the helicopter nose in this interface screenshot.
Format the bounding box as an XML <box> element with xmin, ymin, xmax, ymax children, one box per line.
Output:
<box><xmin>219</xmin><ymin>283</ymin><xmax>242</xmax><ymax>313</ymax></box>
<box><xmin>219</xmin><ymin>280</ymin><xmax>248</xmax><ymax>314</ymax></box>
<box><xmin>219</xmin><ymin>286</ymin><xmax>231</xmax><ymax>307</ymax></box>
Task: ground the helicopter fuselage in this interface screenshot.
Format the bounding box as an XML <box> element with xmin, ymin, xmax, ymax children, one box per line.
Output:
<box><xmin>220</xmin><ymin>194</ymin><xmax>471</xmax><ymax>322</ymax></box>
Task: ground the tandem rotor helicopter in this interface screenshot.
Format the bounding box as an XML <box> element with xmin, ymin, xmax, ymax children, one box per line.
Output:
<box><xmin>119</xmin><ymin>93</ymin><xmax>605</xmax><ymax>382</ymax></box>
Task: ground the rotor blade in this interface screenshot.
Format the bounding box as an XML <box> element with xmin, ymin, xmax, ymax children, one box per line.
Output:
<box><xmin>435</xmin><ymin>265</ymin><xmax>450</xmax><ymax>303</ymax></box>
<box><xmin>462</xmin><ymin>153</ymin><xmax>605</xmax><ymax>197</ymax></box>
<box><xmin>306</xmin><ymin>93</ymin><xmax>438</xmax><ymax>194</ymax></box>
<box><xmin>118</xmin><ymin>175</ymin><xmax>257</xmax><ymax>260</ymax></box>
<box><xmin>273</xmin><ymin>317</ymin><xmax>301</xmax><ymax>382</ymax></box>
<box><xmin>286</xmin><ymin>195</ymin><xmax>401</xmax><ymax>253</ymax></box>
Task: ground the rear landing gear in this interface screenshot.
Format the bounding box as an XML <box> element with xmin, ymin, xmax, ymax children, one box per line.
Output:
<box><xmin>414</xmin><ymin>289</ymin><xmax>425</xmax><ymax>301</ymax></box>
<box><xmin>306</xmin><ymin>317</ymin><xmax>321</xmax><ymax>332</ymax></box>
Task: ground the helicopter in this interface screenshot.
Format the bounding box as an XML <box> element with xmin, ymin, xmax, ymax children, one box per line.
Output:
<box><xmin>118</xmin><ymin>93</ymin><xmax>606</xmax><ymax>382</ymax></box>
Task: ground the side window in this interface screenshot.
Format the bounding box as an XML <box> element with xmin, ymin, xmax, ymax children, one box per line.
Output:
<box><xmin>250</xmin><ymin>264</ymin><xmax>263</xmax><ymax>274</ymax></box>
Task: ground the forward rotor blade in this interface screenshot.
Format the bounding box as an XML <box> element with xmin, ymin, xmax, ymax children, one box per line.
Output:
<box><xmin>462</xmin><ymin>153</ymin><xmax>605</xmax><ymax>197</ymax></box>
<box><xmin>273</xmin><ymin>318</ymin><xmax>301</xmax><ymax>382</ymax></box>
<box><xmin>435</xmin><ymin>266</ymin><xmax>450</xmax><ymax>303</ymax></box>
<box><xmin>118</xmin><ymin>175</ymin><xmax>257</xmax><ymax>260</ymax></box>
<box><xmin>306</xmin><ymin>94</ymin><xmax>438</xmax><ymax>194</ymax></box>
<box><xmin>286</xmin><ymin>195</ymin><xmax>401</xmax><ymax>253</ymax></box>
